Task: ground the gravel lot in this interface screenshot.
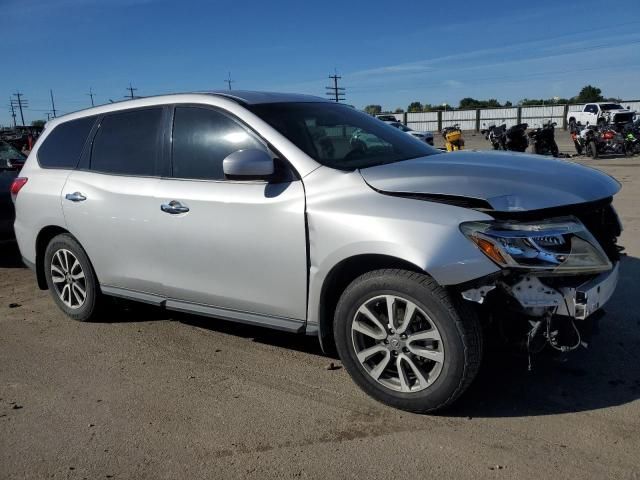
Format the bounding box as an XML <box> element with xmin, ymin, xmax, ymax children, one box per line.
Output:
<box><xmin>1</xmin><ymin>131</ymin><xmax>639</xmax><ymax>479</ymax></box>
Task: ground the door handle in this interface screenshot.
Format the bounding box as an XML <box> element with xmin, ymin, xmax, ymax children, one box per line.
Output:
<box><xmin>161</xmin><ymin>200</ymin><xmax>190</xmax><ymax>214</ymax></box>
<box><xmin>65</xmin><ymin>192</ymin><xmax>87</xmax><ymax>202</ymax></box>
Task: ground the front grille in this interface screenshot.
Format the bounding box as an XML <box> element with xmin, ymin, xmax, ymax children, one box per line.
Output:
<box><xmin>612</xmin><ymin>112</ymin><xmax>634</xmax><ymax>124</ymax></box>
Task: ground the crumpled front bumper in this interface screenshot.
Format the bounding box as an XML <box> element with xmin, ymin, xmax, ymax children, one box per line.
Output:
<box><xmin>461</xmin><ymin>262</ymin><xmax>620</xmax><ymax>321</ymax></box>
<box><xmin>555</xmin><ymin>262</ymin><xmax>619</xmax><ymax>320</ymax></box>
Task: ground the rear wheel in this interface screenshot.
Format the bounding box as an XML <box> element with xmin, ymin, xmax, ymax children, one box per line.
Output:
<box><xmin>334</xmin><ymin>269</ymin><xmax>482</xmax><ymax>413</ymax></box>
<box><xmin>44</xmin><ymin>233</ymin><xmax>104</xmax><ymax>322</ymax></box>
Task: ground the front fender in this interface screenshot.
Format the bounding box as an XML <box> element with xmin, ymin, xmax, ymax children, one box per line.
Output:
<box><xmin>302</xmin><ymin>167</ymin><xmax>500</xmax><ymax>330</ymax></box>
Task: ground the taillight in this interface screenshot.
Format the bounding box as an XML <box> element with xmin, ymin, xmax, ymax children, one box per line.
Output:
<box><xmin>10</xmin><ymin>177</ymin><xmax>28</xmax><ymax>203</ymax></box>
<box><xmin>603</xmin><ymin>131</ymin><xmax>615</xmax><ymax>140</ymax></box>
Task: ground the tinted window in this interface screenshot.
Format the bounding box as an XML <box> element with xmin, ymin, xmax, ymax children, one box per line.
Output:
<box><xmin>248</xmin><ymin>102</ymin><xmax>439</xmax><ymax>170</ymax></box>
<box><xmin>172</xmin><ymin>107</ymin><xmax>266</xmax><ymax>180</ymax></box>
<box><xmin>38</xmin><ymin>116</ymin><xmax>95</xmax><ymax>168</ymax></box>
<box><xmin>91</xmin><ymin>108</ymin><xmax>163</xmax><ymax>176</ymax></box>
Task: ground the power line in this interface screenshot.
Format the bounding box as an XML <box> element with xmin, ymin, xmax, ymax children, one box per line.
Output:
<box><xmin>87</xmin><ymin>87</ymin><xmax>95</xmax><ymax>107</ymax></box>
<box><xmin>125</xmin><ymin>83</ymin><xmax>138</xmax><ymax>100</ymax></box>
<box><xmin>12</xmin><ymin>92</ymin><xmax>27</xmax><ymax>126</ymax></box>
<box><xmin>224</xmin><ymin>72</ymin><xmax>234</xmax><ymax>91</ymax></box>
<box><xmin>50</xmin><ymin>89</ymin><xmax>57</xmax><ymax>118</ymax></box>
<box><xmin>325</xmin><ymin>71</ymin><xmax>345</xmax><ymax>102</ymax></box>
<box><xmin>8</xmin><ymin>99</ymin><xmax>17</xmax><ymax>127</ymax></box>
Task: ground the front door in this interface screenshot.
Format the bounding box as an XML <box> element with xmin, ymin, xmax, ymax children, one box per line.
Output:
<box><xmin>155</xmin><ymin>106</ymin><xmax>308</xmax><ymax>321</ymax></box>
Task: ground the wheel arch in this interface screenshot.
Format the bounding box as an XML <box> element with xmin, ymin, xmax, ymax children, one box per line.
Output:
<box><xmin>316</xmin><ymin>253</ymin><xmax>424</xmax><ymax>354</ymax></box>
<box><xmin>35</xmin><ymin>225</ymin><xmax>71</xmax><ymax>290</ymax></box>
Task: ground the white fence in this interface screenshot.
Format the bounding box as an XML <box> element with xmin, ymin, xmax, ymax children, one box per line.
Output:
<box><xmin>388</xmin><ymin>100</ymin><xmax>639</xmax><ymax>132</ymax></box>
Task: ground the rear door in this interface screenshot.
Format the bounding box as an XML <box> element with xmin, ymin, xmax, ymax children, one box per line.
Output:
<box><xmin>154</xmin><ymin>105</ymin><xmax>308</xmax><ymax>321</ymax></box>
<box><xmin>62</xmin><ymin>107</ymin><xmax>168</xmax><ymax>294</ymax></box>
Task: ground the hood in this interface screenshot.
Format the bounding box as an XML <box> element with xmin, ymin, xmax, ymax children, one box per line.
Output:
<box><xmin>359</xmin><ymin>150</ymin><xmax>620</xmax><ymax>212</ymax></box>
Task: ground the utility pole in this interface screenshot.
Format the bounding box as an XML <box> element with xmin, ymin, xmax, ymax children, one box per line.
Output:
<box><xmin>50</xmin><ymin>89</ymin><xmax>57</xmax><ymax>118</ymax></box>
<box><xmin>12</xmin><ymin>92</ymin><xmax>27</xmax><ymax>126</ymax></box>
<box><xmin>125</xmin><ymin>83</ymin><xmax>138</xmax><ymax>100</ymax></box>
<box><xmin>224</xmin><ymin>72</ymin><xmax>234</xmax><ymax>91</ymax></box>
<box><xmin>325</xmin><ymin>71</ymin><xmax>345</xmax><ymax>102</ymax></box>
<box><xmin>87</xmin><ymin>87</ymin><xmax>95</xmax><ymax>107</ymax></box>
<box><xmin>9</xmin><ymin>99</ymin><xmax>17</xmax><ymax>127</ymax></box>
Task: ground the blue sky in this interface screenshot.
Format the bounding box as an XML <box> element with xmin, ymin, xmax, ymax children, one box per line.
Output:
<box><xmin>1</xmin><ymin>0</ymin><xmax>639</xmax><ymax>125</ymax></box>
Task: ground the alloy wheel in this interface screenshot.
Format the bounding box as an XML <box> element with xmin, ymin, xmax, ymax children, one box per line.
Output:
<box><xmin>50</xmin><ymin>249</ymin><xmax>87</xmax><ymax>309</ymax></box>
<box><xmin>351</xmin><ymin>295</ymin><xmax>444</xmax><ymax>393</ymax></box>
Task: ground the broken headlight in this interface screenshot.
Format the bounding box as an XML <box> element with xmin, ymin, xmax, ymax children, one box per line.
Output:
<box><xmin>460</xmin><ymin>216</ymin><xmax>612</xmax><ymax>273</ymax></box>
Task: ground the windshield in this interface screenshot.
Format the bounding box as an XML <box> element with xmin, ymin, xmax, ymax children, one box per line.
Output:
<box><xmin>600</xmin><ymin>103</ymin><xmax>623</xmax><ymax>110</ymax></box>
<box><xmin>248</xmin><ymin>102</ymin><xmax>440</xmax><ymax>169</ymax></box>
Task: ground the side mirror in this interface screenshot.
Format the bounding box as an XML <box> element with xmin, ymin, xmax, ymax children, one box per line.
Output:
<box><xmin>223</xmin><ymin>149</ymin><xmax>274</xmax><ymax>179</ymax></box>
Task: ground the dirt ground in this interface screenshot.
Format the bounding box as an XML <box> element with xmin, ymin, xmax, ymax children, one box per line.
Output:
<box><xmin>1</xmin><ymin>131</ymin><xmax>639</xmax><ymax>479</ymax></box>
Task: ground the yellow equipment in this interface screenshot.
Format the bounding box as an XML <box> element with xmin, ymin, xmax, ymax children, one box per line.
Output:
<box><xmin>442</xmin><ymin>124</ymin><xmax>464</xmax><ymax>151</ymax></box>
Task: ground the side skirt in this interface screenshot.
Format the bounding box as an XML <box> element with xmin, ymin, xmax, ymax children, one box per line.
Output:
<box><xmin>100</xmin><ymin>285</ymin><xmax>305</xmax><ymax>334</ymax></box>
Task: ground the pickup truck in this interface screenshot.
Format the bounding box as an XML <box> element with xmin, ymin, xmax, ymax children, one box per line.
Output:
<box><xmin>567</xmin><ymin>103</ymin><xmax>635</xmax><ymax>126</ymax></box>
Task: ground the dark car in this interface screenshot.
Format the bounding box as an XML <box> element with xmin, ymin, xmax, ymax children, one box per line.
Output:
<box><xmin>0</xmin><ymin>141</ymin><xmax>26</xmax><ymax>238</ymax></box>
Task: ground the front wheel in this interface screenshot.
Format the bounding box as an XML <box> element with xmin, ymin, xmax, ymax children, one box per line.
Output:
<box><xmin>334</xmin><ymin>270</ymin><xmax>482</xmax><ymax>413</ymax></box>
<box><xmin>44</xmin><ymin>233</ymin><xmax>104</xmax><ymax>322</ymax></box>
<box><xmin>587</xmin><ymin>140</ymin><xmax>598</xmax><ymax>159</ymax></box>
<box><xmin>573</xmin><ymin>140</ymin><xmax>583</xmax><ymax>155</ymax></box>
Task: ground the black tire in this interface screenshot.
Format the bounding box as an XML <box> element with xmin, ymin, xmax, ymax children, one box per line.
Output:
<box><xmin>44</xmin><ymin>233</ymin><xmax>103</xmax><ymax>322</ymax></box>
<box><xmin>624</xmin><ymin>143</ymin><xmax>634</xmax><ymax>157</ymax></box>
<box><xmin>550</xmin><ymin>141</ymin><xmax>559</xmax><ymax>157</ymax></box>
<box><xmin>573</xmin><ymin>140</ymin><xmax>583</xmax><ymax>155</ymax></box>
<box><xmin>333</xmin><ymin>269</ymin><xmax>483</xmax><ymax>413</ymax></box>
<box><xmin>588</xmin><ymin>140</ymin><xmax>598</xmax><ymax>159</ymax></box>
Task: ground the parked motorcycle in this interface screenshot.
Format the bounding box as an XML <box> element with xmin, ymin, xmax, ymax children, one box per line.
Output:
<box><xmin>504</xmin><ymin>123</ymin><xmax>529</xmax><ymax>152</ymax></box>
<box><xmin>581</xmin><ymin>125</ymin><xmax>626</xmax><ymax>159</ymax></box>
<box><xmin>481</xmin><ymin>123</ymin><xmax>506</xmax><ymax>150</ymax></box>
<box><xmin>569</xmin><ymin>121</ymin><xmax>584</xmax><ymax>155</ymax></box>
<box><xmin>623</xmin><ymin>122</ymin><xmax>640</xmax><ymax>156</ymax></box>
<box><xmin>528</xmin><ymin>121</ymin><xmax>559</xmax><ymax>157</ymax></box>
<box><xmin>442</xmin><ymin>124</ymin><xmax>464</xmax><ymax>151</ymax></box>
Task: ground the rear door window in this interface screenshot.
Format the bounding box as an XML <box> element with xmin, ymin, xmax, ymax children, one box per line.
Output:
<box><xmin>90</xmin><ymin>108</ymin><xmax>164</xmax><ymax>176</ymax></box>
<box><xmin>171</xmin><ymin>106</ymin><xmax>266</xmax><ymax>180</ymax></box>
<box><xmin>38</xmin><ymin>116</ymin><xmax>96</xmax><ymax>169</ymax></box>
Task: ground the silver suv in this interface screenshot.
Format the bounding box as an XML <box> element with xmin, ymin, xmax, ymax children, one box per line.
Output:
<box><xmin>12</xmin><ymin>92</ymin><xmax>622</xmax><ymax>412</ymax></box>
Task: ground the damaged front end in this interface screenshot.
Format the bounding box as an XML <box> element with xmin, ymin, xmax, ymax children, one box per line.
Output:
<box><xmin>458</xmin><ymin>198</ymin><xmax>622</xmax><ymax>366</ymax></box>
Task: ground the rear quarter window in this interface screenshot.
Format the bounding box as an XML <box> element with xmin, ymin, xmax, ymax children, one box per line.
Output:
<box><xmin>37</xmin><ymin>116</ymin><xmax>96</xmax><ymax>169</ymax></box>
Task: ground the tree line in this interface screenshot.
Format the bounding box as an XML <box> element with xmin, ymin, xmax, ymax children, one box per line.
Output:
<box><xmin>364</xmin><ymin>85</ymin><xmax>622</xmax><ymax>115</ymax></box>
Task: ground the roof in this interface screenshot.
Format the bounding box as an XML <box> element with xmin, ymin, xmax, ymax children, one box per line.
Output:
<box><xmin>44</xmin><ymin>90</ymin><xmax>330</xmax><ymax>128</ymax></box>
<box><xmin>203</xmin><ymin>90</ymin><xmax>329</xmax><ymax>105</ymax></box>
